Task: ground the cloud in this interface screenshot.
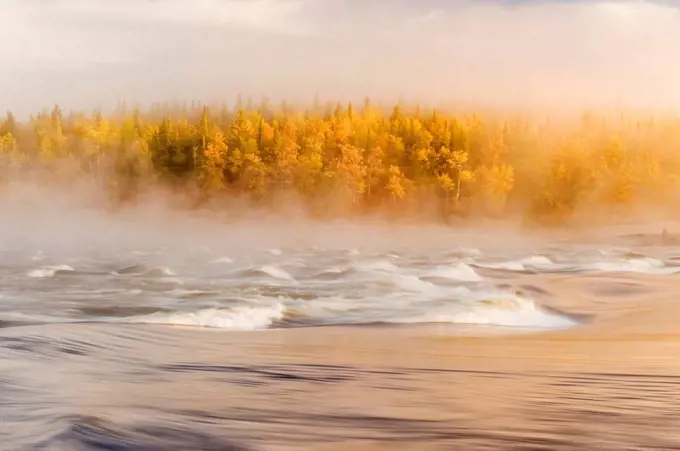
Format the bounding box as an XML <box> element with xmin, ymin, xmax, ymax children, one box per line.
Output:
<box><xmin>62</xmin><ymin>0</ymin><xmax>308</xmax><ymax>33</ymax></box>
<box><xmin>1</xmin><ymin>0</ymin><xmax>679</xmax><ymax>116</ymax></box>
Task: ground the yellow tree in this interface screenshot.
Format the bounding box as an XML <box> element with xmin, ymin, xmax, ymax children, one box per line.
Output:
<box><xmin>0</xmin><ymin>112</ymin><xmax>17</xmax><ymax>137</ymax></box>
<box><xmin>241</xmin><ymin>139</ymin><xmax>268</xmax><ymax>197</ymax></box>
<box><xmin>32</xmin><ymin>114</ymin><xmax>55</xmax><ymax>164</ymax></box>
<box><xmin>296</xmin><ymin>133</ymin><xmax>325</xmax><ymax>198</ymax></box>
<box><xmin>385</xmin><ymin>134</ymin><xmax>405</xmax><ymax>167</ymax></box>
<box><xmin>197</xmin><ymin>131</ymin><xmax>228</xmax><ymax>192</ymax></box>
<box><xmin>0</xmin><ymin>132</ymin><xmax>20</xmax><ymax>170</ymax></box>
<box><xmin>111</xmin><ymin>115</ymin><xmax>152</xmax><ymax>201</ymax></box>
<box><xmin>476</xmin><ymin>128</ymin><xmax>508</xmax><ymax>168</ymax></box>
<box><xmin>409</xmin><ymin>128</ymin><xmax>433</xmax><ymax>184</ymax></box>
<box><xmin>364</xmin><ymin>145</ymin><xmax>386</xmax><ymax>201</ymax></box>
<box><xmin>334</xmin><ymin>144</ymin><xmax>367</xmax><ymax>206</ymax></box>
<box><xmin>433</xmin><ymin>146</ymin><xmax>474</xmax><ymax>204</ymax></box>
<box><xmin>50</xmin><ymin>105</ymin><xmax>66</xmax><ymax>157</ymax></box>
<box><xmin>386</xmin><ymin>165</ymin><xmax>406</xmax><ymax>206</ymax></box>
<box><xmin>475</xmin><ymin>164</ymin><xmax>515</xmax><ymax>214</ymax></box>
<box><xmin>228</xmin><ymin>109</ymin><xmax>255</xmax><ymax>150</ymax></box>
<box><xmin>86</xmin><ymin>114</ymin><xmax>112</xmax><ymax>185</ymax></box>
<box><xmin>535</xmin><ymin>138</ymin><xmax>596</xmax><ymax>217</ymax></box>
<box><xmin>605</xmin><ymin>163</ymin><xmax>636</xmax><ymax>205</ymax></box>
<box><xmin>632</xmin><ymin>148</ymin><xmax>668</xmax><ymax>202</ymax></box>
<box><xmin>593</xmin><ymin>135</ymin><xmax>635</xmax><ymax>207</ymax></box>
<box><xmin>271</xmin><ymin>120</ymin><xmax>300</xmax><ymax>188</ymax></box>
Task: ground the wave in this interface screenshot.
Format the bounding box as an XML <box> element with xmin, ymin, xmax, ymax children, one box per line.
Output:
<box><xmin>126</xmin><ymin>303</ymin><xmax>285</xmax><ymax>330</ymax></box>
<box><xmin>286</xmin><ymin>289</ymin><xmax>576</xmax><ymax>330</ymax></box>
<box><xmin>80</xmin><ymin>284</ymin><xmax>575</xmax><ymax>331</ymax></box>
<box><xmin>115</xmin><ymin>265</ymin><xmax>175</xmax><ymax>277</ymax></box>
<box><xmin>27</xmin><ymin>264</ymin><xmax>74</xmax><ymax>278</ymax></box>
<box><xmin>442</xmin><ymin>247</ymin><xmax>483</xmax><ymax>259</ymax></box>
<box><xmin>319</xmin><ymin>266</ymin><xmax>345</xmax><ymax>275</ymax></box>
<box><xmin>476</xmin><ymin>256</ymin><xmax>553</xmax><ymax>272</ymax></box>
<box><xmin>354</xmin><ymin>260</ymin><xmax>399</xmax><ymax>273</ymax></box>
<box><xmin>384</xmin><ymin>273</ymin><xmax>437</xmax><ymax>293</ymax></box>
<box><xmin>33</xmin><ymin>414</ymin><xmax>249</xmax><ymax>451</ymax></box>
<box><xmin>389</xmin><ymin>292</ymin><xmax>578</xmax><ymax>329</ymax></box>
<box><xmin>425</xmin><ymin>263</ymin><xmax>483</xmax><ymax>282</ymax></box>
<box><xmin>312</xmin><ymin>266</ymin><xmax>351</xmax><ymax>281</ymax></box>
<box><xmin>78</xmin><ymin>305</ymin><xmax>172</xmax><ymax>318</ymax></box>
<box><xmin>31</xmin><ymin>251</ymin><xmax>46</xmax><ymax>262</ymax></box>
<box><xmin>473</xmin><ymin>252</ymin><xmax>680</xmax><ymax>276</ymax></box>
<box><xmin>166</xmin><ymin>288</ymin><xmax>219</xmax><ymax>299</ymax></box>
<box><xmin>245</xmin><ymin>265</ymin><xmax>296</xmax><ymax>282</ymax></box>
<box><xmin>582</xmin><ymin>257</ymin><xmax>680</xmax><ymax>275</ymax></box>
<box><xmin>341</xmin><ymin>265</ymin><xmax>441</xmax><ymax>293</ymax></box>
<box><xmin>210</xmin><ymin>256</ymin><xmax>234</xmax><ymax>264</ymax></box>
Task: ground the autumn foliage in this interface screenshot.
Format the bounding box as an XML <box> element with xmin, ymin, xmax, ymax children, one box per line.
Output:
<box><xmin>1</xmin><ymin>101</ymin><xmax>679</xmax><ymax>223</ymax></box>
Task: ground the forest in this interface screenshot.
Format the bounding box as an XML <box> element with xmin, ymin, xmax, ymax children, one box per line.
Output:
<box><xmin>1</xmin><ymin>99</ymin><xmax>679</xmax><ymax>224</ymax></box>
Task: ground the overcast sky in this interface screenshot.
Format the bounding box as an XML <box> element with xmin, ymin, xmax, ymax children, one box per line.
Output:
<box><xmin>1</xmin><ymin>0</ymin><xmax>679</xmax><ymax>116</ymax></box>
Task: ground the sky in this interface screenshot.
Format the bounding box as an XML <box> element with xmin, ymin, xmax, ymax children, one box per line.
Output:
<box><xmin>1</xmin><ymin>0</ymin><xmax>679</xmax><ymax>116</ymax></box>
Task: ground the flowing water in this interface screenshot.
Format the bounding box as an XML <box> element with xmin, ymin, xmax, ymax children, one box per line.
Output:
<box><xmin>1</xmin><ymin>214</ymin><xmax>680</xmax><ymax>450</ymax></box>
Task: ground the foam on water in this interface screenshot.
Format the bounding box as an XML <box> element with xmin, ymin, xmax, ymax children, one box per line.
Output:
<box><xmin>385</xmin><ymin>273</ymin><xmax>438</xmax><ymax>293</ymax></box>
<box><xmin>27</xmin><ymin>264</ymin><xmax>74</xmax><ymax>278</ymax></box>
<box><xmin>167</xmin><ymin>288</ymin><xmax>218</xmax><ymax>299</ymax></box>
<box><xmin>115</xmin><ymin>265</ymin><xmax>176</xmax><ymax>277</ymax></box>
<box><xmin>442</xmin><ymin>247</ymin><xmax>483</xmax><ymax>259</ymax></box>
<box><xmin>426</xmin><ymin>263</ymin><xmax>483</xmax><ymax>282</ymax></box>
<box><xmin>476</xmin><ymin>256</ymin><xmax>553</xmax><ymax>272</ymax></box>
<box><xmin>282</xmin><ymin>285</ymin><xmax>576</xmax><ymax>330</ymax></box>
<box><xmin>319</xmin><ymin>266</ymin><xmax>345</xmax><ymax>275</ymax></box>
<box><xmin>473</xmin><ymin>251</ymin><xmax>680</xmax><ymax>276</ymax></box>
<box><xmin>31</xmin><ymin>251</ymin><xmax>45</xmax><ymax>262</ymax></box>
<box><xmin>4</xmin><ymin>242</ymin><xmax>636</xmax><ymax>334</ymax></box>
<box><xmin>146</xmin><ymin>267</ymin><xmax>176</xmax><ymax>277</ymax></box>
<box><xmin>582</xmin><ymin>257</ymin><xmax>680</xmax><ymax>274</ymax></box>
<box><xmin>390</xmin><ymin>292</ymin><xmax>577</xmax><ymax>329</ymax></box>
<box><xmin>249</xmin><ymin>265</ymin><xmax>296</xmax><ymax>282</ymax></box>
<box><xmin>355</xmin><ymin>260</ymin><xmax>399</xmax><ymax>273</ymax></box>
<box><xmin>312</xmin><ymin>266</ymin><xmax>349</xmax><ymax>280</ymax></box>
<box><xmin>126</xmin><ymin>303</ymin><xmax>285</xmax><ymax>330</ymax></box>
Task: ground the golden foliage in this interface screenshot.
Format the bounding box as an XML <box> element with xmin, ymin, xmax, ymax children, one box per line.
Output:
<box><xmin>1</xmin><ymin>103</ymin><xmax>680</xmax><ymax>220</ymax></box>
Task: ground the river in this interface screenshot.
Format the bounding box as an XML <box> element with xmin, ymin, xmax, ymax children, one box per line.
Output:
<box><xmin>1</xmin><ymin>213</ymin><xmax>679</xmax><ymax>450</ymax></box>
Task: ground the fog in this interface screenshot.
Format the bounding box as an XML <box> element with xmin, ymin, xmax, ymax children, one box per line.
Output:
<box><xmin>1</xmin><ymin>0</ymin><xmax>679</xmax><ymax>244</ymax></box>
<box><xmin>0</xmin><ymin>177</ymin><xmax>557</xmax><ymax>264</ymax></box>
<box><xmin>1</xmin><ymin>0</ymin><xmax>680</xmax><ymax>117</ymax></box>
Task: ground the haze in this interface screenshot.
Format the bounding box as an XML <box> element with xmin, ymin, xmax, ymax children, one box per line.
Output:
<box><xmin>0</xmin><ymin>178</ymin><xmax>547</xmax><ymax>263</ymax></box>
<box><xmin>1</xmin><ymin>0</ymin><xmax>679</xmax><ymax>117</ymax></box>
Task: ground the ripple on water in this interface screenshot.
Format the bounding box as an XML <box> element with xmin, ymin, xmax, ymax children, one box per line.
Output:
<box><xmin>124</xmin><ymin>303</ymin><xmax>286</xmax><ymax>330</ymax></box>
<box><xmin>8</xmin><ymin>244</ymin><xmax>678</xmax><ymax>337</ymax></box>
<box><xmin>27</xmin><ymin>265</ymin><xmax>74</xmax><ymax>278</ymax></box>
<box><xmin>3</xmin><ymin>235</ymin><xmax>680</xmax><ymax>451</ymax></box>
<box><xmin>33</xmin><ymin>415</ymin><xmax>251</xmax><ymax>451</ymax></box>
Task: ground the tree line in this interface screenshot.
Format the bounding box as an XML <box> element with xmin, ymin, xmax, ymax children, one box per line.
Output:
<box><xmin>1</xmin><ymin>101</ymin><xmax>679</xmax><ymax>222</ymax></box>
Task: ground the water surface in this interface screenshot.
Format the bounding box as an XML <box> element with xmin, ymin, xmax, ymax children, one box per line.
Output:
<box><xmin>2</xmin><ymin>218</ymin><xmax>680</xmax><ymax>450</ymax></box>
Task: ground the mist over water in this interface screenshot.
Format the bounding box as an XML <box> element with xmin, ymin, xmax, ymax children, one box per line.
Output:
<box><xmin>1</xmin><ymin>182</ymin><xmax>572</xmax><ymax>330</ymax></box>
<box><xmin>3</xmin><ymin>1</ymin><xmax>680</xmax><ymax>449</ymax></box>
<box><xmin>2</xmin><ymin>181</ymin><xmax>680</xmax><ymax>449</ymax></box>
<box><xmin>0</xmin><ymin>193</ymin><xmax>678</xmax><ymax>333</ymax></box>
